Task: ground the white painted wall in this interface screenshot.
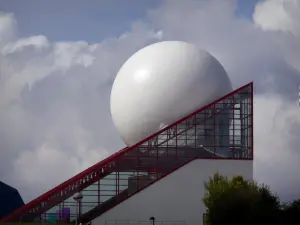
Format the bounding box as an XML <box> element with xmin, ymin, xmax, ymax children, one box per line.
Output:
<box><xmin>93</xmin><ymin>159</ymin><xmax>253</xmax><ymax>225</ymax></box>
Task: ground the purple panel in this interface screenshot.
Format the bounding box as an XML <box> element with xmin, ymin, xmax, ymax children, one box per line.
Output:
<box><xmin>56</xmin><ymin>208</ymin><xmax>70</xmax><ymax>222</ymax></box>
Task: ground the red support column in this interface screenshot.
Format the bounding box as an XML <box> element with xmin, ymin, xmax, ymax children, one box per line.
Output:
<box><xmin>98</xmin><ymin>181</ymin><xmax>100</xmax><ymax>206</ymax></box>
<box><xmin>213</xmin><ymin>105</ymin><xmax>216</xmax><ymax>155</ymax></box>
<box><xmin>176</xmin><ymin>125</ymin><xmax>178</xmax><ymax>160</ymax></box>
<box><xmin>232</xmin><ymin>94</ymin><xmax>235</xmax><ymax>158</ymax></box>
<box><xmin>250</xmin><ymin>82</ymin><xmax>254</xmax><ymax>160</ymax></box>
<box><xmin>117</xmin><ymin>172</ymin><xmax>119</xmax><ymax>195</ymax></box>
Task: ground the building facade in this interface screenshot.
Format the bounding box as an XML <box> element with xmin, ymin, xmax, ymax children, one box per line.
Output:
<box><xmin>0</xmin><ymin>82</ymin><xmax>253</xmax><ymax>225</ymax></box>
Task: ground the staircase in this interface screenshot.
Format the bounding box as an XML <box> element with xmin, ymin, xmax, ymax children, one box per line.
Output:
<box><xmin>0</xmin><ymin>82</ymin><xmax>253</xmax><ymax>223</ymax></box>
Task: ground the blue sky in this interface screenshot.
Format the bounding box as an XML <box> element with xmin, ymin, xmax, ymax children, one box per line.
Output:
<box><xmin>0</xmin><ymin>0</ymin><xmax>259</xmax><ymax>42</ymax></box>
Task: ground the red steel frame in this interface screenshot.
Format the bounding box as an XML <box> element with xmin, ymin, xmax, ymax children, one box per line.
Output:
<box><xmin>1</xmin><ymin>82</ymin><xmax>253</xmax><ymax>223</ymax></box>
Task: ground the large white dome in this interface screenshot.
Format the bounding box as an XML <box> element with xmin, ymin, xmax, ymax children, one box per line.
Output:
<box><xmin>110</xmin><ymin>41</ymin><xmax>232</xmax><ymax>146</ymax></box>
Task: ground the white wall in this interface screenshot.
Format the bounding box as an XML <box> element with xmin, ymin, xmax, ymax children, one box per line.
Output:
<box><xmin>93</xmin><ymin>159</ymin><xmax>253</xmax><ymax>225</ymax></box>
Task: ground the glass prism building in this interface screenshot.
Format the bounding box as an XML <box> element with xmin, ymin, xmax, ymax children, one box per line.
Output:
<box><xmin>1</xmin><ymin>82</ymin><xmax>253</xmax><ymax>225</ymax></box>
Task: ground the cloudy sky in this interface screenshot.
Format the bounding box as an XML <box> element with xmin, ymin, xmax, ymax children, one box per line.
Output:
<box><xmin>0</xmin><ymin>0</ymin><xmax>300</xmax><ymax>203</ymax></box>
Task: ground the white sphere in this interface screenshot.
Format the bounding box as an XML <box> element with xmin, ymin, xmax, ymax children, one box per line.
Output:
<box><xmin>110</xmin><ymin>41</ymin><xmax>232</xmax><ymax>146</ymax></box>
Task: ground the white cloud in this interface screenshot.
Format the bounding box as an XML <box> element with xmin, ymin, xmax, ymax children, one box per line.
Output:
<box><xmin>0</xmin><ymin>0</ymin><xmax>300</xmax><ymax>203</ymax></box>
<box><xmin>0</xmin><ymin>12</ymin><xmax>16</xmax><ymax>46</ymax></box>
<box><xmin>0</xmin><ymin>12</ymin><xmax>162</xmax><ymax>202</ymax></box>
<box><xmin>253</xmin><ymin>0</ymin><xmax>300</xmax><ymax>36</ymax></box>
<box><xmin>254</xmin><ymin>94</ymin><xmax>300</xmax><ymax>199</ymax></box>
<box><xmin>253</xmin><ymin>0</ymin><xmax>300</xmax><ymax>72</ymax></box>
<box><xmin>2</xmin><ymin>35</ymin><xmax>50</xmax><ymax>54</ymax></box>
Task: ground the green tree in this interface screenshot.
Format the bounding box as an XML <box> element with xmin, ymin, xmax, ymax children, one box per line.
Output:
<box><xmin>282</xmin><ymin>199</ymin><xmax>300</xmax><ymax>224</ymax></box>
<box><xmin>202</xmin><ymin>173</ymin><xmax>282</xmax><ymax>225</ymax></box>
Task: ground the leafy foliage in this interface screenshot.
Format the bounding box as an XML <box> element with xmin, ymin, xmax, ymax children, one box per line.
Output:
<box><xmin>202</xmin><ymin>173</ymin><xmax>282</xmax><ymax>225</ymax></box>
<box><xmin>281</xmin><ymin>199</ymin><xmax>300</xmax><ymax>224</ymax></box>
